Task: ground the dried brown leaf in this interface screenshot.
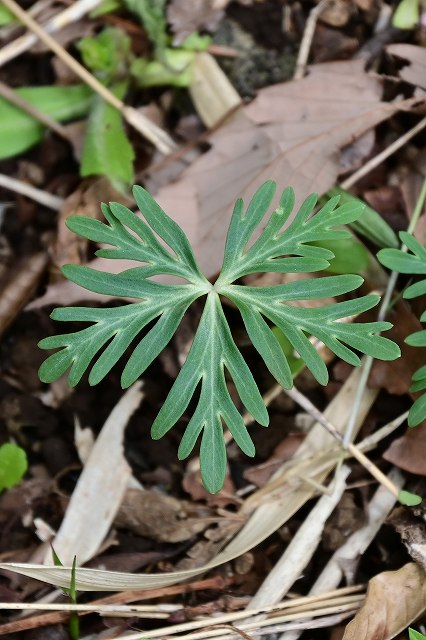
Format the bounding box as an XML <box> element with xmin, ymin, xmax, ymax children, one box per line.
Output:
<box><xmin>0</xmin><ymin>253</ymin><xmax>48</xmax><ymax>336</ymax></box>
<box><xmin>369</xmin><ymin>300</ymin><xmax>424</xmax><ymax>396</ymax></box>
<box><xmin>47</xmin><ymin>383</ymin><xmax>144</xmax><ymax>566</ymax></box>
<box><xmin>388</xmin><ymin>506</ymin><xmax>426</xmax><ymax>571</ymax></box>
<box><xmin>342</xmin><ymin>563</ymin><xmax>426</xmax><ymax>640</ymax></box>
<box><xmin>383</xmin><ymin>423</ymin><xmax>426</xmax><ymax>476</ymax></box>
<box><xmin>114</xmin><ymin>488</ymin><xmax>212</xmax><ymax>543</ymax></box>
<box><xmin>167</xmin><ymin>0</ymin><xmax>229</xmax><ymax>44</ymax></box>
<box><xmin>387</xmin><ymin>44</ymin><xmax>426</xmax><ymax>90</ymax></box>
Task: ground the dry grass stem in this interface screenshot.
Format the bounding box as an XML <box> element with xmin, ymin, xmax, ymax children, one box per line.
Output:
<box><xmin>279</xmin><ymin>467</ymin><xmax>404</xmax><ymax>640</ymax></box>
<box><xmin>0</xmin><ymin>0</ymin><xmax>104</xmax><ymax>68</ymax></box>
<box><xmin>341</xmin><ymin>115</ymin><xmax>426</xmax><ymax>190</ymax></box>
<box><xmin>249</xmin><ymin>466</ymin><xmax>350</xmax><ymax>610</ymax></box>
<box><xmin>293</xmin><ymin>0</ymin><xmax>331</xmax><ymax>79</ymax></box>
<box><xmin>0</xmin><ymin>173</ymin><xmax>64</xmax><ymax>210</ymax></box>
<box><xmin>284</xmin><ymin>386</ymin><xmax>403</xmax><ymax>499</ymax></box>
<box><xmin>111</xmin><ymin>590</ymin><xmax>365</xmax><ymax>640</ymax></box>
<box><xmin>0</xmin><ymin>80</ymin><xmax>70</xmax><ymax>139</ymax></box>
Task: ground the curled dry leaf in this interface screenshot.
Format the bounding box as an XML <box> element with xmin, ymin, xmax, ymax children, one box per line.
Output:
<box><xmin>114</xmin><ymin>488</ymin><xmax>213</xmax><ymax>543</ymax></box>
<box><xmin>342</xmin><ymin>563</ymin><xmax>426</xmax><ymax>640</ymax></box>
<box><xmin>388</xmin><ymin>506</ymin><xmax>426</xmax><ymax>571</ymax></box>
<box><xmin>383</xmin><ymin>423</ymin><xmax>426</xmax><ymax>476</ymax></box>
<box><xmin>387</xmin><ymin>44</ymin><xmax>426</xmax><ymax>91</ymax></box>
<box><xmin>168</xmin><ymin>0</ymin><xmax>229</xmax><ymax>44</ymax></box>
<box><xmin>0</xmin><ymin>253</ymin><xmax>48</xmax><ymax>337</ymax></box>
<box><xmin>47</xmin><ymin>383</ymin><xmax>144</xmax><ymax>566</ymax></box>
<box><xmin>369</xmin><ymin>300</ymin><xmax>424</xmax><ymax>396</ymax></box>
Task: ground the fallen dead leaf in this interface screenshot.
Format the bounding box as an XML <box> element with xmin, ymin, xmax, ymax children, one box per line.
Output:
<box><xmin>369</xmin><ymin>300</ymin><xmax>424</xmax><ymax>396</ymax></box>
<box><xmin>383</xmin><ymin>422</ymin><xmax>426</xmax><ymax>476</ymax></box>
<box><xmin>313</xmin><ymin>25</ymin><xmax>358</xmax><ymax>63</ymax></box>
<box><xmin>342</xmin><ymin>563</ymin><xmax>426</xmax><ymax>640</ymax></box>
<box><xmin>319</xmin><ymin>0</ymin><xmax>355</xmax><ymax>26</ymax></box>
<box><xmin>387</xmin><ymin>44</ymin><xmax>426</xmax><ymax>90</ymax></box>
<box><xmin>27</xmin><ymin>60</ymin><xmax>417</xmax><ymax>308</ymax></box>
<box><xmin>388</xmin><ymin>506</ymin><xmax>426</xmax><ymax>571</ymax></box>
<box><xmin>114</xmin><ymin>488</ymin><xmax>213</xmax><ymax>543</ymax></box>
<box><xmin>243</xmin><ymin>434</ymin><xmax>304</xmax><ymax>487</ymax></box>
<box><xmin>182</xmin><ymin>458</ymin><xmax>238</xmax><ymax>507</ymax></box>
<box><xmin>0</xmin><ymin>253</ymin><xmax>48</xmax><ymax>336</ymax></box>
<box><xmin>46</xmin><ymin>383</ymin><xmax>144</xmax><ymax>566</ymax></box>
<box><xmin>168</xmin><ymin>0</ymin><xmax>229</xmax><ymax>44</ymax></box>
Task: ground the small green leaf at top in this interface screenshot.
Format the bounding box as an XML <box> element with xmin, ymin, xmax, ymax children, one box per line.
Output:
<box><xmin>0</xmin><ymin>443</ymin><xmax>27</xmax><ymax>491</ymax></box>
<box><xmin>39</xmin><ymin>181</ymin><xmax>399</xmax><ymax>492</ymax></box>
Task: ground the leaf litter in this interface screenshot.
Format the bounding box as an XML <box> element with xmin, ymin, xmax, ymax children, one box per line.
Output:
<box><xmin>0</xmin><ymin>2</ymin><xmax>426</xmax><ymax>639</ymax></box>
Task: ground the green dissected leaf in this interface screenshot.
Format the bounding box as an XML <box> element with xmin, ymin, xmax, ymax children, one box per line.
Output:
<box><xmin>378</xmin><ymin>231</ymin><xmax>426</xmax><ymax>427</ymax></box>
<box><xmin>0</xmin><ymin>443</ymin><xmax>27</xmax><ymax>491</ymax></box>
<box><xmin>409</xmin><ymin>629</ymin><xmax>426</xmax><ymax>640</ymax></box>
<box><xmin>0</xmin><ymin>85</ymin><xmax>93</xmax><ymax>160</ymax></box>
<box><xmin>80</xmin><ymin>84</ymin><xmax>134</xmax><ymax>189</ymax></box>
<box><xmin>40</xmin><ymin>181</ymin><xmax>399</xmax><ymax>492</ymax></box>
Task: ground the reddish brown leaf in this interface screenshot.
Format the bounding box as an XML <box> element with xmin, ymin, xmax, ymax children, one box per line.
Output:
<box><xmin>383</xmin><ymin>422</ymin><xmax>426</xmax><ymax>476</ymax></box>
<box><xmin>369</xmin><ymin>300</ymin><xmax>424</xmax><ymax>396</ymax></box>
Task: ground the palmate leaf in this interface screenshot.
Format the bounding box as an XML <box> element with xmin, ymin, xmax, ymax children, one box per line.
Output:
<box><xmin>379</xmin><ymin>231</ymin><xmax>426</xmax><ymax>426</ymax></box>
<box><xmin>40</xmin><ymin>181</ymin><xmax>399</xmax><ymax>492</ymax></box>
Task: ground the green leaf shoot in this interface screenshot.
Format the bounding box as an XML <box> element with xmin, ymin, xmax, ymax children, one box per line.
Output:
<box><xmin>40</xmin><ymin>181</ymin><xmax>400</xmax><ymax>492</ymax></box>
<box><xmin>409</xmin><ymin>629</ymin><xmax>426</xmax><ymax>640</ymax></box>
<box><xmin>80</xmin><ymin>84</ymin><xmax>135</xmax><ymax>190</ymax></box>
<box><xmin>0</xmin><ymin>443</ymin><xmax>27</xmax><ymax>492</ymax></box>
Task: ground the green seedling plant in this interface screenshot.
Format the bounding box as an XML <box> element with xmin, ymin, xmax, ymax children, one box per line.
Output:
<box><xmin>52</xmin><ymin>550</ymin><xmax>79</xmax><ymax>640</ymax></box>
<box><xmin>39</xmin><ymin>181</ymin><xmax>400</xmax><ymax>492</ymax></box>
<box><xmin>409</xmin><ymin>629</ymin><xmax>426</xmax><ymax>640</ymax></box>
<box><xmin>0</xmin><ymin>442</ymin><xmax>27</xmax><ymax>492</ymax></box>
<box><xmin>379</xmin><ymin>232</ymin><xmax>426</xmax><ymax>427</ymax></box>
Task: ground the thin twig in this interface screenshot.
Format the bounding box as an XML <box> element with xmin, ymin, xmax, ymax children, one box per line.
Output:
<box><xmin>0</xmin><ymin>602</ymin><xmax>181</xmax><ymax>614</ymax></box>
<box><xmin>0</xmin><ymin>173</ymin><xmax>64</xmax><ymax>210</ymax></box>
<box><xmin>1</xmin><ymin>0</ymin><xmax>176</xmax><ymax>154</ymax></box>
<box><xmin>0</xmin><ymin>0</ymin><xmax>103</xmax><ymax>68</ymax></box>
<box><xmin>284</xmin><ymin>385</ymin><xmax>403</xmax><ymax>499</ymax></box>
<box><xmin>0</xmin><ymin>80</ymin><xmax>69</xmax><ymax>140</ymax></box>
<box><xmin>113</xmin><ymin>591</ymin><xmax>365</xmax><ymax>640</ymax></box>
<box><xmin>341</xmin><ymin>116</ymin><xmax>426</xmax><ymax>190</ymax></box>
<box><xmin>293</xmin><ymin>0</ymin><xmax>331</xmax><ymax>80</ymax></box>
